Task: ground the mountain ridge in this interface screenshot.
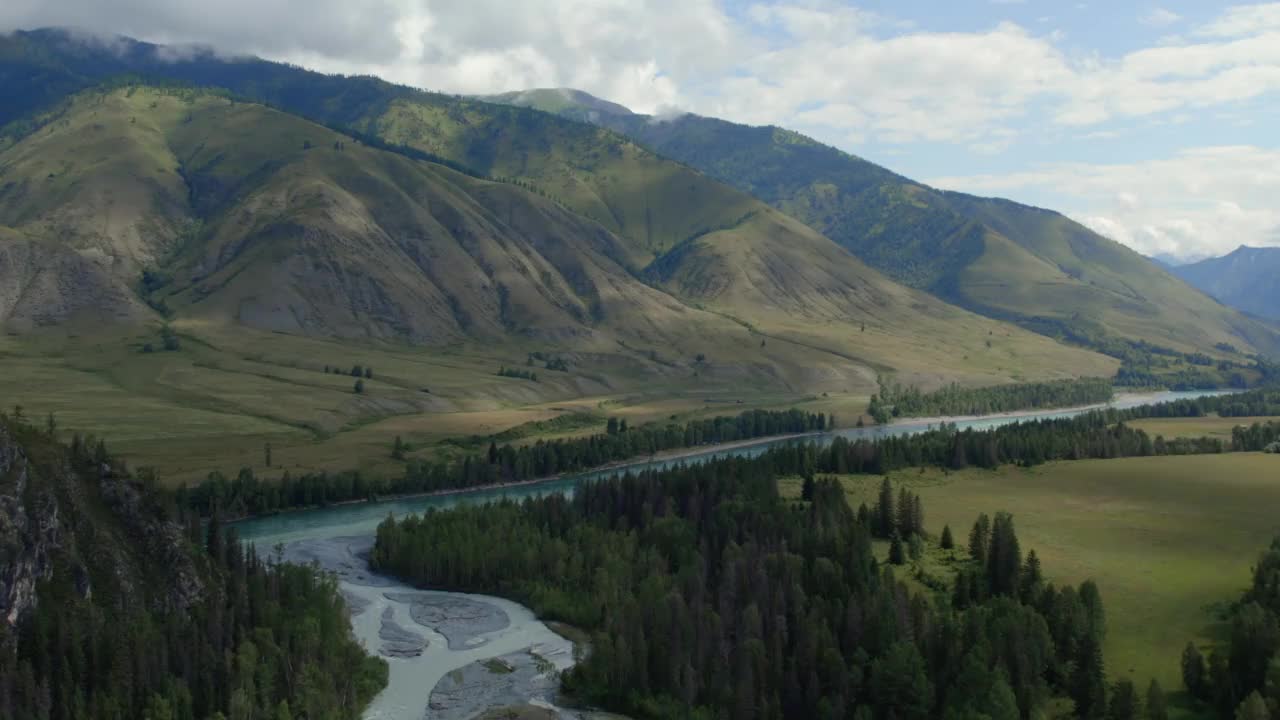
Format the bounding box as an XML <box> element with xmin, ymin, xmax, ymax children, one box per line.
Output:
<box><xmin>490</xmin><ymin>86</ymin><xmax>1280</xmax><ymax>359</ymax></box>
<box><xmin>1172</xmin><ymin>245</ymin><xmax>1280</xmax><ymax>322</ymax></box>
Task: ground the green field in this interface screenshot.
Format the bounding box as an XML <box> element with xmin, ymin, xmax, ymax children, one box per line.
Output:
<box><xmin>1130</xmin><ymin>415</ymin><xmax>1275</xmax><ymax>441</ymax></box>
<box><xmin>784</xmin><ymin>453</ymin><xmax>1280</xmax><ymax>717</ymax></box>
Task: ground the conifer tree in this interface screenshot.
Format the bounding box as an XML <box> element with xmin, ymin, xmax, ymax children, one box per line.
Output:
<box><xmin>1181</xmin><ymin>643</ymin><xmax>1207</xmax><ymax>700</ymax></box>
<box><xmin>940</xmin><ymin>524</ymin><xmax>954</xmax><ymax>550</ymax></box>
<box><xmin>876</xmin><ymin>477</ymin><xmax>895</xmax><ymax>538</ymax></box>
<box><xmin>1071</xmin><ymin>630</ymin><xmax>1107</xmax><ymax>719</ymax></box>
<box><xmin>889</xmin><ymin>532</ymin><xmax>906</xmax><ymax>565</ymax></box>
<box><xmin>969</xmin><ymin>513</ymin><xmax>990</xmax><ymax>565</ymax></box>
<box><xmin>1108</xmin><ymin>678</ymin><xmax>1140</xmax><ymax>720</ymax></box>
<box><xmin>1145</xmin><ymin>679</ymin><xmax>1168</xmax><ymax>720</ymax></box>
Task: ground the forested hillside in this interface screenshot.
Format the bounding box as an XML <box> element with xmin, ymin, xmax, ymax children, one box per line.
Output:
<box><xmin>0</xmin><ymin>414</ymin><xmax>387</xmax><ymax>719</ymax></box>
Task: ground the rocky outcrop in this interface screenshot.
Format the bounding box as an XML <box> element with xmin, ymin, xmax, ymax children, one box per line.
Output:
<box><xmin>0</xmin><ymin>424</ymin><xmax>203</xmax><ymax>637</ymax></box>
<box><xmin>0</xmin><ymin>426</ymin><xmax>65</xmax><ymax>629</ymax></box>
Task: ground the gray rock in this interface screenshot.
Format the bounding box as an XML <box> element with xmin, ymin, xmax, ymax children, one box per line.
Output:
<box><xmin>384</xmin><ymin>592</ymin><xmax>510</xmax><ymax>650</ymax></box>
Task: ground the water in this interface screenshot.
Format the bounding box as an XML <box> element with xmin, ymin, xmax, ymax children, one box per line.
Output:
<box><xmin>234</xmin><ymin>388</ymin><xmax>1232</xmax><ymax>719</ymax></box>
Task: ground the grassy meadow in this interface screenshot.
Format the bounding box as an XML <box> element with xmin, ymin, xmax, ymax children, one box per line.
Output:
<box><xmin>0</xmin><ymin>321</ymin><xmax>882</xmax><ymax>485</ymax></box>
<box><xmin>785</xmin><ymin>453</ymin><xmax>1280</xmax><ymax>717</ymax></box>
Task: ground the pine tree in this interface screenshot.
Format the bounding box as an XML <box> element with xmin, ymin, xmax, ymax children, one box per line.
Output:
<box><xmin>986</xmin><ymin>512</ymin><xmax>1021</xmax><ymax>597</ymax></box>
<box><xmin>969</xmin><ymin>513</ymin><xmax>990</xmax><ymax>565</ymax></box>
<box><xmin>1181</xmin><ymin>642</ymin><xmax>1207</xmax><ymax>700</ymax></box>
<box><xmin>1145</xmin><ymin>679</ymin><xmax>1168</xmax><ymax>720</ymax></box>
<box><xmin>889</xmin><ymin>532</ymin><xmax>906</xmax><ymax>566</ymax></box>
<box><xmin>1108</xmin><ymin>678</ymin><xmax>1140</xmax><ymax>720</ymax></box>
<box><xmin>875</xmin><ymin>477</ymin><xmax>895</xmax><ymax>538</ymax></box>
<box><xmin>1070</xmin><ymin>630</ymin><xmax>1107</xmax><ymax>719</ymax></box>
<box><xmin>1020</xmin><ymin>549</ymin><xmax>1043</xmax><ymax>602</ymax></box>
<box><xmin>940</xmin><ymin>525</ymin><xmax>954</xmax><ymax>550</ymax></box>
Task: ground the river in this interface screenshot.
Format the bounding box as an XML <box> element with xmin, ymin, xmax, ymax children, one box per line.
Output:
<box><xmin>235</xmin><ymin>389</ymin><xmax>1232</xmax><ymax>719</ymax></box>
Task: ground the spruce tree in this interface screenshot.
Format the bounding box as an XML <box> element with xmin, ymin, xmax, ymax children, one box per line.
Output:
<box><xmin>969</xmin><ymin>513</ymin><xmax>990</xmax><ymax>565</ymax></box>
<box><xmin>1145</xmin><ymin>679</ymin><xmax>1168</xmax><ymax>720</ymax></box>
<box><xmin>1107</xmin><ymin>678</ymin><xmax>1140</xmax><ymax>720</ymax></box>
<box><xmin>1181</xmin><ymin>642</ymin><xmax>1207</xmax><ymax>700</ymax></box>
<box><xmin>940</xmin><ymin>525</ymin><xmax>954</xmax><ymax>550</ymax></box>
<box><xmin>889</xmin><ymin>532</ymin><xmax>906</xmax><ymax>566</ymax></box>
<box><xmin>876</xmin><ymin>477</ymin><xmax>895</xmax><ymax>538</ymax></box>
<box><xmin>1070</xmin><ymin>630</ymin><xmax>1107</xmax><ymax>719</ymax></box>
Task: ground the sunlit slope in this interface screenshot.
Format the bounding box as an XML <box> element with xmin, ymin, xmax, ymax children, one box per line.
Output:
<box><xmin>493</xmin><ymin>93</ymin><xmax>1280</xmax><ymax>358</ymax></box>
<box><xmin>0</xmin><ymin>88</ymin><xmax>760</xmax><ymax>352</ymax></box>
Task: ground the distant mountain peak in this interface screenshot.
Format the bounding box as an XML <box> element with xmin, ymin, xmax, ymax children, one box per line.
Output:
<box><xmin>481</xmin><ymin>87</ymin><xmax>635</xmax><ymax>120</ymax></box>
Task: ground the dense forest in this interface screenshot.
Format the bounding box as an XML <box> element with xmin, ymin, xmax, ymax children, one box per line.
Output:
<box><xmin>371</xmin><ymin>459</ymin><xmax>1113</xmax><ymax>719</ymax></box>
<box><xmin>1180</xmin><ymin>536</ymin><xmax>1280</xmax><ymax>719</ymax></box>
<box><xmin>0</xmin><ymin>417</ymin><xmax>387</xmax><ymax>720</ymax></box>
<box><xmin>179</xmin><ymin>390</ymin><xmax>1280</xmax><ymax>520</ymax></box>
<box><xmin>179</xmin><ymin>409</ymin><xmax>831</xmax><ymax>517</ymax></box>
<box><xmin>868</xmin><ymin>378</ymin><xmax>1115</xmax><ymax>423</ymax></box>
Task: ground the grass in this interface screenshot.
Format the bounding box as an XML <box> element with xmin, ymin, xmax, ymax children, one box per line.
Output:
<box><xmin>783</xmin><ymin>453</ymin><xmax>1280</xmax><ymax>718</ymax></box>
<box><xmin>1130</xmin><ymin>415</ymin><xmax>1275</xmax><ymax>441</ymax></box>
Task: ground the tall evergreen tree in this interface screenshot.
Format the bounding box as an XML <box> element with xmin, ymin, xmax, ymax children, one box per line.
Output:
<box><xmin>1182</xmin><ymin>643</ymin><xmax>1208</xmax><ymax>701</ymax></box>
<box><xmin>969</xmin><ymin>513</ymin><xmax>991</xmax><ymax>565</ymax></box>
<box><xmin>876</xmin><ymin>477</ymin><xmax>895</xmax><ymax>538</ymax></box>
<box><xmin>940</xmin><ymin>524</ymin><xmax>955</xmax><ymax>550</ymax></box>
<box><xmin>1108</xmin><ymin>679</ymin><xmax>1140</xmax><ymax>720</ymax></box>
<box><xmin>1145</xmin><ymin>679</ymin><xmax>1168</xmax><ymax>720</ymax></box>
<box><xmin>1071</xmin><ymin>630</ymin><xmax>1107</xmax><ymax>718</ymax></box>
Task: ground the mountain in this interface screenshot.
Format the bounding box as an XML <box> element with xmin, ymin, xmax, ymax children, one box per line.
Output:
<box><xmin>0</xmin><ymin>29</ymin><xmax>1116</xmax><ymax>394</ymax></box>
<box><xmin>482</xmin><ymin>88</ymin><xmax>635</xmax><ymax>123</ymax></box>
<box><xmin>1173</xmin><ymin>246</ymin><xmax>1280</xmax><ymax>322</ymax></box>
<box><xmin>491</xmin><ymin>88</ymin><xmax>1280</xmax><ymax>359</ymax></box>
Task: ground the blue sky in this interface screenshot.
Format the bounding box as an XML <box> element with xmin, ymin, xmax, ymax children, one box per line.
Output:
<box><xmin>5</xmin><ymin>0</ymin><xmax>1278</xmax><ymax>259</ymax></box>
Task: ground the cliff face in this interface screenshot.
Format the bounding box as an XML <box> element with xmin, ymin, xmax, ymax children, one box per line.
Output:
<box><xmin>0</xmin><ymin>423</ymin><xmax>202</xmax><ymax>636</ymax></box>
<box><xmin>0</xmin><ymin>426</ymin><xmax>65</xmax><ymax>628</ymax></box>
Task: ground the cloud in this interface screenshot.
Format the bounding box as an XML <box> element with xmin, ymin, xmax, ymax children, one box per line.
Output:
<box><xmin>3</xmin><ymin>0</ymin><xmax>1279</xmax><ymax>149</ymax></box>
<box><xmin>928</xmin><ymin>146</ymin><xmax>1280</xmax><ymax>259</ymax></box>
<box><xmin>1141</xmin><ymin>8</ymin><xmax>1182</xmax><ymax>27</ymax></box>
<box><xmin>1198</xmin><ymin>2</ymin><xmax>1280</xmax><ymax>37</ymax></box>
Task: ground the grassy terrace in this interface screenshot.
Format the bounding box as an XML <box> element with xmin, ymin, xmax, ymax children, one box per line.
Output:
<box><xmin>784</xmin><ymin>452</ymin><xmax>1280</xmax><ymax>718</ymax></box>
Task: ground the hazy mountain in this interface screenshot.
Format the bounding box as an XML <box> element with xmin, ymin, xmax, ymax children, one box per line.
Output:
<box><xmin>1173</xmin><ymin>246</ymin><xmax>1280</xmax><ymax>322</ymax></box>
<box><xmin>491</xmin><ymin>87</ymin><xmax>1280</xmax><ymax>358</ymax></box>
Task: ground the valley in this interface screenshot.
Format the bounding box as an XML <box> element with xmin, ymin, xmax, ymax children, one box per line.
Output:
<box><xmin>1</xmin><ymin>21</ymin><xmax>1279</xmax><ymax>720</ymax></box>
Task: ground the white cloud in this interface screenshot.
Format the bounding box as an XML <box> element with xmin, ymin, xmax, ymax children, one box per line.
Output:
<box><xmin>1141</xmin><ymin>8</ymin><xmax>1182</xmax><ymax>27</ymax></box>
<box><xmin>928</xmin><ymin>146</ymin><xmax>1280</xmax><ymax>259</ymax></box>
<box><xmin>1198</xmin><ymin>2</ymin><xmax>1280</xmax><ymax>37</ymax></box>
<box><xmin>4</xmin><ymin>0</ymin><xmax>1280</xmax><ymax>149</ymax></box>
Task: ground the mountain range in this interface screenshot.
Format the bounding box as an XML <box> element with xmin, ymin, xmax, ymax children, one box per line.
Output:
<box><xmin>0</xmin><ymin>28</ymin><xmax>1274</xmax><ymax>416</ymax></box>
<box><xmin>490</xmin><ymin>87</ymin><xmax>1280</xmax><ymax>359</ymax></box>
<box><xmin>1172</xmin><ymin>246</ymin><xmax>1280</xmax><ymax>322</ymax></box>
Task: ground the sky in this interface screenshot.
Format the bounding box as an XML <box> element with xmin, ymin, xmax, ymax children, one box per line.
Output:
<box><xmin>3</xmin><ymin>1</ymin><xmax>1279</xmax><ymax>261</ymax></box>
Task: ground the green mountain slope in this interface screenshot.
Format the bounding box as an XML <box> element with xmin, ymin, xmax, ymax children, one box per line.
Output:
<box><xmin>0</xmin><ymin>34</ymin><xmax>1117</xmax><ymax>393</ymax></box>
<box><xmin>491</xmin><ymin>88</ymin><xmax>1280</xmax><ymax>359</ymax></box>
<box><xmin>1172</xmin><ymin>246</ymin><xmax>1280</xmax><ymax>322</ymax></box>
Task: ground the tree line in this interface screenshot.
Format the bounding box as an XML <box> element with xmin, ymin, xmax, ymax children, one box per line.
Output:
<box><xmin>0</xmin><ymin>419</ymin><xmax>387</xmax><ymax>720</ymax></box>
<box><xmin>178</xmin><ymin>387</ymin><xmax>1280</xmax><ymax>519</ymax></box>
<box><xmin>179</xmin><ymin>409</ymin><xmax>833</xmax><ymax>518</ymax></box>
<box><xmin>868</xmin><ymin>378</ymin><xmax>1115</xmax><ymax>424</ymax></box>
<box><xmin>370</xmin><ymin>457</ymin><xmax>1113</xmax><ymax>719</ymax></box>
<box><xmin>1180</xmin><ymin>536</ymin><xmax>1280</xmax><ymax>719</ymax></box>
